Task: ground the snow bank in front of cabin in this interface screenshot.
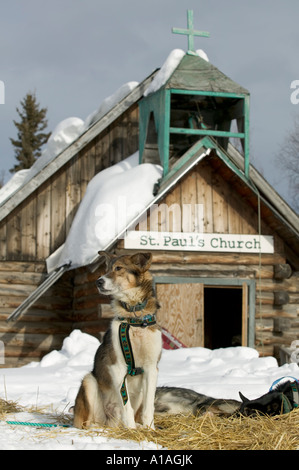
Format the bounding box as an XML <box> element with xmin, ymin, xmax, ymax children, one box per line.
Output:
<box><xmin>47</xmin><ymin>153</ymin><xmax>162</xmax><ymax>271</ymax></box>
<box><xmin>0</xmin><ymin>82</ymin><xmax>139</xmax><ymax>206</ymax></box>
<box><xmin>0</xmin><ymin>329</ymin><xmax>298</xmax><ymax>449</ymax></box>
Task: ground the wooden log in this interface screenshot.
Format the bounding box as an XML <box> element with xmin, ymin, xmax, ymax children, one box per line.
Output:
<box><xmin>0</xmin><ymin>271</ymin><xmax>46</xmax><ymax>285</ymax></box>
<box><xmin>115</xmin><ymin>250</ymin><xmax>285</xmax><ymax>266</ymax></box>
<box><xmin>0</xmin><ymin>320</ymin><xmax>72</xmax><ymax>335</ymax></box>
<box><xmin>256</xmin><ymin>278</ymin><xmax>299</xmax><ymax>293</ymax></box>
<box><xmin>255</xmin><ymin>304</ymin><xmax>298</xmax><ymax>319</ymax></box>
<box><xmin>151</xmin><ymin>263</ymin><xmax>274</xmax><ymax>279</ymax></box>
<box><xmin>274</xmin><ymin>291</ymin><xmax>290</xmax><ymax>306</ymax></box>
<box><xmin>274</xmin><ymin>264</ymin><xmax>292</xmax><ymax>280</ymax></box>
<box><xmin>273</xmin><ymin>318</ymin><xmax>291</xmax><ymax>335</ymax></box>
<box><xmin>0</xmin><ymin>261</ymin><xmax>46</xmax><ymax>272</ymax></box>
<box><xmin>0</xmin><ymin>332</ymin><xmax>66</xmax><ymax>350</ymax></box>
<box><xmin>0</xmin><ymin>308</ymin><xmax>70</xmax><ymax>322</ymax></box>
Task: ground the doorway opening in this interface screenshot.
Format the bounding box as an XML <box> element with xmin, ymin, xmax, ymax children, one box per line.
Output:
<box><xmin>204</xmin><ymin>287</ymin><xmax>243</xmax><ymax>349</ymax></box>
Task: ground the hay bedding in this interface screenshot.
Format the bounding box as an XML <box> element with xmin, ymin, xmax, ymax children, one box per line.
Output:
<box><xmin>101</xmin><ymin>411</ymin><xmax>299</xmax><ymax>451</ymax></box>
<box><xmin>2</xmin><ymin>397</ymin><xmax>298</xmax><ymax>450</ymax></box>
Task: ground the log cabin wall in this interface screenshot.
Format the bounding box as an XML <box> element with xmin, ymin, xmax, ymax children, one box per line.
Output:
<box><xmin>0</xmin><ymin>261</ymin><xmax>74</xmax><ymax>367</ymax></box>
<box><xmin>0</xmin><ymin>103</ymin><xmax>139</xmax><ymax>367</ymax></box>
<box><xmin>110</xmin><ymin>157</ymin><xmax>299</xmax><ymax>359</ymax></box>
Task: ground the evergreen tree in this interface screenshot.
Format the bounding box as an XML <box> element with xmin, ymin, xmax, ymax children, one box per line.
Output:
<box><xmin>10</xmin><ymin>92</ymin><xmax>51</xmax><ymax>173</ymax></box>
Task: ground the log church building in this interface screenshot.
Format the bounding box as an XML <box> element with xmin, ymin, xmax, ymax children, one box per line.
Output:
<box><xmin>0</xmin><ymin>12</ymin><xmax>298</xmax><ymax>367</ymax></box>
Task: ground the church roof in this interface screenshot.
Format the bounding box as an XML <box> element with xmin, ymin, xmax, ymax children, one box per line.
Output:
<box><xmin>166</xmin><ymin>53</ymin><xmax>249</xmax><ymax>95</ymax></box>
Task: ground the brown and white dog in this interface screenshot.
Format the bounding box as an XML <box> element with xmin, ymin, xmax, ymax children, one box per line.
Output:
<box><xmin>73</xmin><ymin>251</ymin><xmax>162</xmax><ymax>429</ymax></box>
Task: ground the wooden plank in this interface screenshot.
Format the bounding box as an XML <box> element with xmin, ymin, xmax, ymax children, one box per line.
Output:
<box><xmin>0</xmin><ymin>221</ymin><xmax>6</xmax><ymax>260</ymax></box>
<box><xmin>0</xmin><ymin>283</ymin><xmax>38</xmax><ymax>297</ymax></box>
<box><xmin>95</xmin><ymin>128</ymin><xmax>110</xmax><ymax>172</ymax></box>
<box><xmin>0</xmin><ymin>320</ymin><xmax>71</xmax><ymax>335</ymax></box>
<box><xmin>211</xmin><ymin>170</ymin><xmax>229</xmax><ymax>233</ymax></box>
<box><xmin>181</xmin><ymin>172</ymin><xmax>198</xmax><ymax>232</ymax></box>
<box><xmin>50</xmin><ymin>170</ymin><xmax>66</xmax><ymax>251</ymax></box>
<box><xmin>0</xmin><ymin>271</ymin><xmax>46</xmax><ymax>285</ymax></box>
<box><xmin>164</xmin><ymin>185</ymin><xmax>182</xmax><ymax>232</ymax></box>
<box><xmin>156</xmin><ymin>282</ymin><xmax>203</xmax><ymax>347</ymax></box>
<box><xmin>36</xmin><ymin>181</ymin><xmax>51</xmax><ymax>259</ymax></box>
<box><xmin>65</xmin><ymin>155</ymin><xmax>82</xmax><ymax>235</ymax></box>
<box><xmin>151</xmin><ymin>263</ymin><xmax>274</xmax><ymax>279</ymax></box>
<box><xmin>0</xmin><ymin>332</ymin><xmax>66</xmax><ymax>350</ymax></box>
<box><xmin>20</xmin><ymin>196</ymin><xmax>37</xmax><ymax>260</ymax></box>
<box><xmin>196</xmin><ymin>162</ymin><xmax>213</xmax><ymax>232</ymax></box>
<box><xmin>6</xmin><ymin>212</ymin><xmax>21</xmax><ymax>260</ymax></box>
<box><xmin>126</xmin><ymin>104</ymin><xmax>139</xmax><ymax>156</ymax></box>
<box><xmin>79</xmin><ymin>143</ymin><xmax>96</xmax><ymax>198</ymax></box>
<box><xmin>149</xmin><ymin>252</ymin><xmax>285</xmax><ymax>265</ymax></box>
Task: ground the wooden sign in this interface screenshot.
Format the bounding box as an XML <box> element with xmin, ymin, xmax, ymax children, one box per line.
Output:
<box><xmin>124</xmin><ymin>231</ymin><xmax>274</xmax><ymax>253</ymax></box>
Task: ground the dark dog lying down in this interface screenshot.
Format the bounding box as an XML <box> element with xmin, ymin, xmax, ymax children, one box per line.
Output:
<box><xmin>155</xmin><ymin>386</ymin><xmax>241</xmax><ymax>417</ymax></box>
<box><xmin>239</xmin><ymin>378</ymin><xmax>299</xmax><ymax>417</ymax></box>
<box><xmin>155</xmin><ymin>377</ymin><xmax>299</xmax><ymax>418</ymax></box>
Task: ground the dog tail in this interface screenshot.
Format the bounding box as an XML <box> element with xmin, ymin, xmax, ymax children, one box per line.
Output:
<box><xmin>73</xmin><ymin>373</ymin><xmax>103</xmax><ymax>429</ymax></box>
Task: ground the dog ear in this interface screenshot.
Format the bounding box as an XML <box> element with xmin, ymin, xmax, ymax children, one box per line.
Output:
<box><xmin>239</xmin><ymin>392</ymin><xmax>249</xmax><ymax>403</ymax></box>
<box><xmin>130</xmin><ymin>252</ymin><xmax>152</xmax><ymax>272</ymax></box>
<box><xmin>98</xmin><ymin>251</ymin><xmax>113</xmax><ymax>267</ymax></box>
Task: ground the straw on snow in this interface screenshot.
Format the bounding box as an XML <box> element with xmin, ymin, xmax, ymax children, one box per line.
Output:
<box><xmin>99</xmin><ymin>411</ymin><xmax>299</xmax><ymax>451</ymax></box>
<box><xmin>1</xmin><ymin>397</ymin><xmax>299</xmax><ymax>450</ymax></box>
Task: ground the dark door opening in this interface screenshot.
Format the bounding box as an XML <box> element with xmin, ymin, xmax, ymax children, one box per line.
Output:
<box><xmin>204</xmin><ymin>287</ymin><xmax>243</xmax><ymax>349</ymax></box>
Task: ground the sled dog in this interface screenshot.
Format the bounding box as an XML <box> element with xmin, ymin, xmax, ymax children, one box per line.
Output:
<box><xmin>73</xmin><ymin>252</ymin><xmax>162</xmax><ymax>429</ymax></box>
<box><xmin>155</xmin><ymin>386</ymin><xmax>241</xmax><ymax>417</ymax></box>
<box><xmin>239</xmin><ymin>379</ymin><xmax>299</xmax><ymax>416</ymax></box>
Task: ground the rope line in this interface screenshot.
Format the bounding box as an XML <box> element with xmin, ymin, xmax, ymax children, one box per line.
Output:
<box><xmin>5</xmin><ymin>420</ymin><xmax>70</xmax><ymax>428</ymax></box>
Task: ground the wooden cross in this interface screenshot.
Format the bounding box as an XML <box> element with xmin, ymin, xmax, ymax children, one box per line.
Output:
<box><xmin>172</xmin><ymin>10</ymin><xmax>210</xmax><ymax>53</ymax></box>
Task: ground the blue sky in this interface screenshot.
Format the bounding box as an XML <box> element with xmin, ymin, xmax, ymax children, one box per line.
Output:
<box><xmin>0</xmin><ymin>0</ymin><xmax>298</xmax><ymax>208</ymax></box>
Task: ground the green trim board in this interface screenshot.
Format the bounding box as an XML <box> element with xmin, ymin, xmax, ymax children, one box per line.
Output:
<box><xmin>159</xmin><ymin>135</ymin><xmax>251</xmax><ymax>193</ymax></box>
<box><xmin>154</xmin><ymin>276</ymin><xmax>255</xmax><ymax>348</ymax></box>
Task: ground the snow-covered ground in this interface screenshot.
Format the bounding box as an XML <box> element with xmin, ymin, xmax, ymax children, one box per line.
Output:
<box><xmin>0</xmin><ymin>329</ymin><xmax>298</xmax><ymax>450</ymax></box>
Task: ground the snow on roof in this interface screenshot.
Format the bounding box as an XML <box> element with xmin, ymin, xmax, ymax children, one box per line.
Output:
<box><xmin>46</xmin><ymin>152</ymin><xmax>162</xmax><ymax>272</ymax></box>
<box><xmin>84</xmin><ymin>81</ymin><xmax>139</xmax><ymax>128</ymax></box>
<box><xmin>144</xmin><ymin>48</ymin><xmax>209</xmax><ymax>97</ymax></box>
<box><xmin>0</xmin><ymin>82</ymin><xmax>139</xmax><ymax>206</ymax></box>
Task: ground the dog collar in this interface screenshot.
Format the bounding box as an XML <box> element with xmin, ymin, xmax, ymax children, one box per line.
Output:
<box><xmin>119</xmin><ymin>299</ymin><xmax>148</xmax><ymax>313</ymax></box>
<box><xmin>117</xmin><ymin>313</ymin><xmax>157</xmax><ymax>328</ymax></box>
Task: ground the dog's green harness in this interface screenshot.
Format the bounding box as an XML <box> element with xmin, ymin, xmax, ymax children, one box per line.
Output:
<box><xmin>118</xmin><ymin>300</ymin><xmax>157</xmax><ymax>405</ymax></box>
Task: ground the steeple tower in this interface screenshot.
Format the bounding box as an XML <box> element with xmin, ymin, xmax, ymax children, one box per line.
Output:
<box><xmin>139</xmin><ymin>10</ymin><xmax>250</xmax><ymax>178</ymax></box>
